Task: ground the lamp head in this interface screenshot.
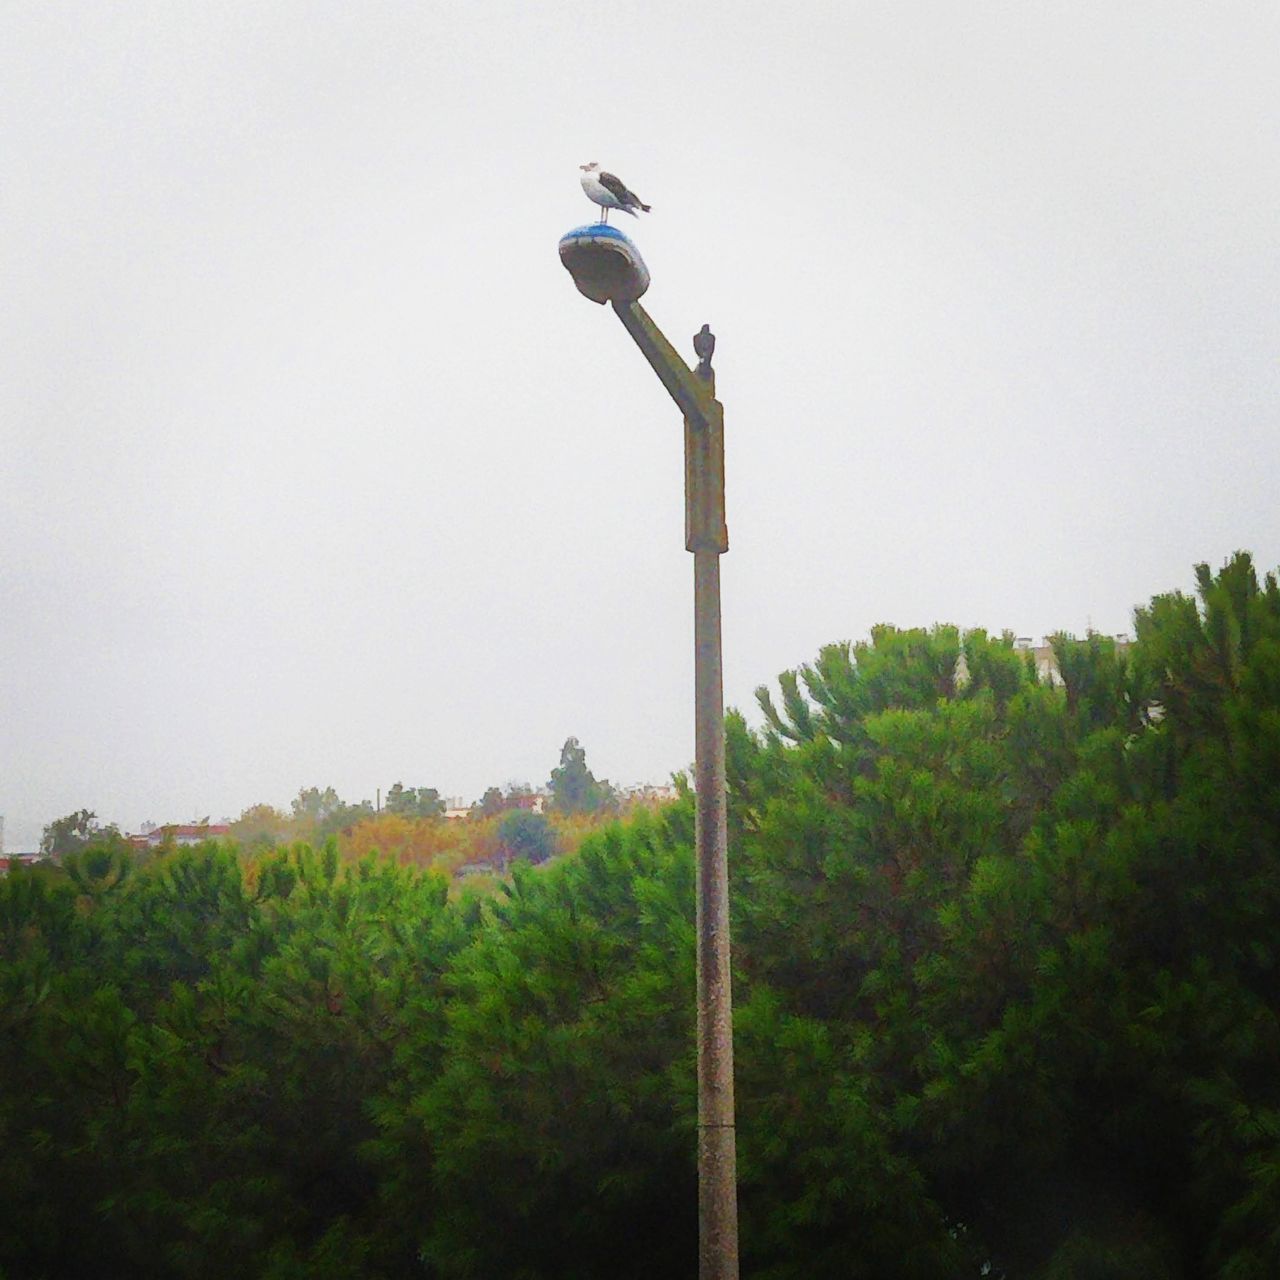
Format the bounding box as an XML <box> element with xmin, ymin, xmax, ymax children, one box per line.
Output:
<box><xmin>559</xmin><ymin>223</ymin><xmax>650</xmax><ymax>304</ymax></box>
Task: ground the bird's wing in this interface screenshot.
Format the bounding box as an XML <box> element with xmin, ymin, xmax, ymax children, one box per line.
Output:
<box><xmin>598</xmin><ymin>171</ymin><xmax>638</xmax><ymax>204</ymax></box>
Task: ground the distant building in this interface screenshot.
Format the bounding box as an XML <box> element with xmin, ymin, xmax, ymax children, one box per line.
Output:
<box><xmin>1010</xmin><ymin>637</ymin><xmax>1066</xmax><ymax>687</ymax></box>
<box><xmin>0</xmin><ymin>852</ymin><xmax>46</xmax><ymax>876</ymax></box>
<box><xmin>447</xmin><ymin>790</ymin><xmax>549</xmax><ymax>821</ymax></box>
<box><xmin>617</xmin><ymin>783</ymin><xmax>680</xmax><ymax>806</ymax></box>
<box><xmin>956</xmin><ymin>633</ymin><xmax>1132</xmax><ymax>690</ymax></box>
<box><xmin>508</xmin><ymin>792</ymin><xmax>546</xmax><ymax>814</ymax></box>
<box><xmin>132</xmin><ymin>823</ymin><xmax>232</xmax><ymax>848</ymax></box>
<box><xmin>446</xmin><ymin>783</ymin><xmax>674</xmax><ymax>824</ymax></box>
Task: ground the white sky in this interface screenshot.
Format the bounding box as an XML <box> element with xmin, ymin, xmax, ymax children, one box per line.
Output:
<box><xmin>3</xmin><ymin>2</ymin><xmax>1278</xmax><ymax>849</ymax></box>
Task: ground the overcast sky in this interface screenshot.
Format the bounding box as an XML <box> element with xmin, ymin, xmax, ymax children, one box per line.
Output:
<box><xmin>3</xmin><ymin>2</ymin><xmax>1277</xmax><ymax>849</ymax></box>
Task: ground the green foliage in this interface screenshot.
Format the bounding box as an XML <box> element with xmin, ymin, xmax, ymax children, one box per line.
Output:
<box><xmin>470</xmin><ymin>785</ymin><xmax>508</xmax><ymax>818</ymax></box>
<box><xmin>471</xmin><ymin>782</ymin><xmax>538</xmax><ymax>819</ymax></box>
<box><xmin>384</xmin><ymin>783</ymin><xmax>445</xmax><ymax>818</ymax></box>
<box><xmin>548</xmin><ymin>736</ymin><xmax>616</xmax><ymax>815</ymax></box>
<box><xmin>420</xmin><ymin>815</ymin><xmax>698</xmax><ymax>1278</ymax></box>
<box><xmin>3</xmin><ymin>554</ymin><xmax>1278</xmax><ymax>1278</ymax></box>
<box><xmin>291</xmin><ymin>786</ymin><xmax>375</xmax><ymax>841</ymax></box>
<box><xmin>0</xmin><ymin>840</ymin><xmax>458</xmax><ymax>1279</ymax></box>
<box><xmin>734</xmin><ymin>556</ymin><xmax>1280</xmax><ymax>1275</ymax></box>
<box><xmin>495</xmin><ymin>808</ymin><xmax>555</xmax><ymax>866</ymax></box>
<box><xmin>39</xmin><ymin>807</ymin><xmax>121</xmax><ymax>858</ymax></box>
<box><xmin>228</xmin><ymin>802</ymin><xmax>292</xmax><ymax>851</ymax></box>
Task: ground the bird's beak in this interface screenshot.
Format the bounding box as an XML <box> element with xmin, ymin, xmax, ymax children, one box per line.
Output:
<box><xmin>579</xmin><ymin>164</ymin><xmax>590</xmax><ymax>170</ymax></box>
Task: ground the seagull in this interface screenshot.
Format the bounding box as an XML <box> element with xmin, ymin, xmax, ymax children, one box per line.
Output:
<box><xmin>579</xmin><ymin>162</ymin><xmax>651</xmax><ymax>223</ymax></box>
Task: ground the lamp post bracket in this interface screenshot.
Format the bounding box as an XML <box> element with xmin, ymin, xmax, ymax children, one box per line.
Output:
<box><xmin>610</xmin><ymin>299</ymin><xmax>720</xmax><ymax>430</ymax></box>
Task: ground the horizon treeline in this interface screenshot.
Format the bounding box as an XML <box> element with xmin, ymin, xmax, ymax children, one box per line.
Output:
<box><xmin>2</xmin><ymin>553</ymin><xmax>1278</xmax><ymax>1278</ymax></box>
<box><xmin>34</xmin><ymin>736</ymin><xmax>632</xmax><ymax>882</ymax></box>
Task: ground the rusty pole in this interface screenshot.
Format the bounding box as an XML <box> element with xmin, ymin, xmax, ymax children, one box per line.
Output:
<box><xmin>611</xmin><ymin>301</ymin><xmax>739</xmax><ymax>1280</ymax></box>
<box><xmin>688</xmin><ymin>365</ymin><xmax>738</xmax><ymax>1280</ymax></box>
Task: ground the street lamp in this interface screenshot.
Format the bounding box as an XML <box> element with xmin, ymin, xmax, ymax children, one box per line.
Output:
<box><xmin>560</xmin><ymin>223</ymin><xmax>739</xmax><ymax>1280</ymax></box>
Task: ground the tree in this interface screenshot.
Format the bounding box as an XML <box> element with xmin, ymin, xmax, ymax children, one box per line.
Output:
<box><xmin>471</xmin><ymin>783</ymin><xmax>536</xmax><ymax>819</ymax></box>
<box><xmin>384</xmin><ymin>783</ymin><xmax>445</xmax><ymax>819</ymax></box>
<box><xmin>228</xmin><ymin>802</ymin><xmax>292</xmax><ymax>851</ymax></box>
<box><xmin>290</xmin><ymin>786</ymin><xmax>373</xmax><ymax>840</ymax></box>
<box><xmin>471</xmin><ymin>786</ymin><xmax>507</xmax><ymax>819</ymax></box>
<box><xmin>38</xmin><ymin>809</ymin><xmax>118</xmax><ymax>859</ymax></box>
<box><xmin>496</xmin><ymin>810</ymin><xmax>555</xmax><ymax>867</ymax></box>
<box><xmin>420</xmin><ymin>816</ymin><xmax>698</xmax><ymax>1278</ymax></box>
<box><xmin>342</xmin><ymin>813</ymin><xmax>459</xmax><ymax>868</ymax></box>
<box><xmin>291</xmin><ymin>785</ymin><xmax>341</xmax><ymax>828</ymax></box>
<box><xmin>548</xmin><ymin>737</ymin><xmax>615</xmax><ymax>815</ymax></box>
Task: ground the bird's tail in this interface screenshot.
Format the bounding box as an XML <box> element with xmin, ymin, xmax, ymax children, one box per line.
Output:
<box><xmin>639</xmin><ymin>202</ymin><xmax>651</xmax><ymax>212</ymax></box>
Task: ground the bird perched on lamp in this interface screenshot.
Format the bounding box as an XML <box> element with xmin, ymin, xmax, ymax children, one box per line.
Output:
<box><xmin>579</xmin><ymin>162</ymin><xmax>651</xmax><ymax>223</ymax></box>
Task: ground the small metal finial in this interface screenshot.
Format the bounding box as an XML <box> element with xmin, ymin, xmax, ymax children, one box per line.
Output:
<box><xmin>693</xmin><ymin>323</ymin><xmax>715</xmax><ymax>373</ymax></box>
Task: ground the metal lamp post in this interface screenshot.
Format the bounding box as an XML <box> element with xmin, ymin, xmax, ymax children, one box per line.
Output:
<box><xmin>559</xmin><ymin>226</ymin><xmax>739</xmax><ymax>1280</ymax></box>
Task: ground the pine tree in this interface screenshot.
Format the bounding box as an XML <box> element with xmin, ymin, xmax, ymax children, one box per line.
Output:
<box><xmin>548</xmin><ymin>736</ymin><xmax>615</xmax><ymax>814</ymax></box>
